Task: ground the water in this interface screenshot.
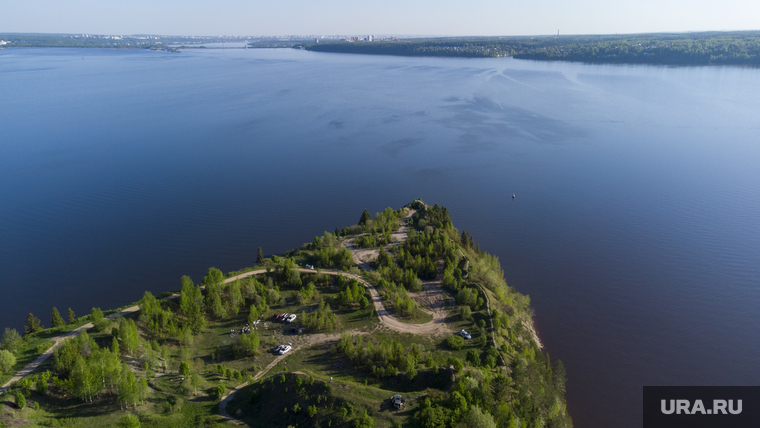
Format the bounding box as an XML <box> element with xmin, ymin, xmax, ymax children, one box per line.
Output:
<box><xmin>2</xmin><ymin>47</ymin><xmax>759</xmax><ymax>427</ymax></box>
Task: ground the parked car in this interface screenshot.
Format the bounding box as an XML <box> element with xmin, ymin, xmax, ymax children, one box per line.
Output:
<box><xmin>391</xmin><ymin>394</ymin><xmax>404</xmax><ymax>409</ymax></box>
<box><xmin>286</xmin><ymin>314</ymin><xmax>297</xmax><ymax>323</ymax></box>
<box><xmin>279</xmin><ymin>343</ymin><xmax>292</xmax><ymax>355</ymax></box>
<box><xmin>280</xmin><ymin>313</ymin><xmax>288</xmax><ymax>322</ymax></box>
<box><xmin>273</xmin><ymin>344</ymin><xmax>285</xmax><ymax>353</ymax></box>
<box><xmin>274</xmin><ymin>313</ymin><xmax>282</xmax><ymax>321</ymax></box>
<box><xmin>460</xmin><ymin>330</ymin><xmax>472</xmax><ymax>339</ymax></box>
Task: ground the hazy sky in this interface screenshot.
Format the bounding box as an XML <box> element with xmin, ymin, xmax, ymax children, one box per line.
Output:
<box><xmin>2</xmin><ymin>0</ymin><xmax>757</xmax><ymax>36</ymax></box>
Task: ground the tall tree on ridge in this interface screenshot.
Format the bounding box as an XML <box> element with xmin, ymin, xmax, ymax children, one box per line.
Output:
<box><xmin>51</xmin><ymin>307</ymin><xmax>65</xmax><ymax>328</ymax></box>
<box><xmin>359</xmin><ymin>209</ymin><xmax>372</xmax><ymax>226</ymax></box>
<box><xmin>25</xmin><ymin>313</ymin><xmax>43</xmax><ymax>335</ymax></box>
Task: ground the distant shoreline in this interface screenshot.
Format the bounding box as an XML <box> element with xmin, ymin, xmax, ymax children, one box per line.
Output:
<box><xmin>301</xmin><ymin>31</ymin><xmax>760</xmax><ymax>67</ymax></box>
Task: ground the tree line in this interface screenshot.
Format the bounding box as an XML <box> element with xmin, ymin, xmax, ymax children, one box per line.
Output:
<box><xmin>304</xmin><ymin>31</ymin><xmax>760</xmax><ymax>65</ymax></box>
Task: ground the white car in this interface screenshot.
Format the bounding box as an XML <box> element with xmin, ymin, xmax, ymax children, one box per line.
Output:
<box><xmin>391</xmin><ymin>394</ymin><xmax>404</xmax><ymax>409</ymax></box>
<box><xmin>280</xmin><ymin>313</ymin><xmax>288</xmax><ymax>322</ymax></box>
<box><xmin>286</xmin><ymin>314</ymin><xmax>297</xmax><ymax>323</ymax></box>
<box><xmin>278</xmin><ymin>343</ymin><xmax>292</xmax><ymax>355</ymax></box>
<box><xmin>460</xmin><ymin>330</ymin><xmax>472</xmax><ymax>339</ymax></box>
<box><xmin>273</xmin><ymin>344</ymin><xmax>285</xmax><ymax>353</ymax></box>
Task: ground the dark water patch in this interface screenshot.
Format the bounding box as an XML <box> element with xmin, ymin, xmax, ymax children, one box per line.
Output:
<box><xmin>328</xmin><ymin>120</ymin><xmax>345</xmax><ymax>129</ymax></box>
<box><xmin>381</xmin><ymin>137</ymin><xmax>425</xmax><ymax>157</ymax></box>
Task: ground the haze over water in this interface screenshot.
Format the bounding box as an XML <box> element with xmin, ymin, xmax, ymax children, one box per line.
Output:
<box><xmin>2</xmin><ymin>47</ymin><xmax>759</xmax><ymax>427</ymax></box>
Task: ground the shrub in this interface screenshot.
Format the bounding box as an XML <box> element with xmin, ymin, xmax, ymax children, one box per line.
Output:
<box><xmin>118</xmin><ymin>414</ymin><xmax>141</xmax><ymax>428</ymax></box>
<box><xmin>214</xmin><ymin>383</ymin><xmax>225</xmax><ymax>400</ymax></box>
<box><xmin>15</xmin><ymin>391</ymin><xmax>26</xmax><ymax>409</ymax></box>
<box><xmin>458</xmin><ymin>305</ymin><xmax>472</xmax><ymax>321</ymax></box>
<box><xmin>466</xmin><ymin>349</ymin><xmax>480</xmax><ymax>366</ymax></box>
<box><xmin>446</xmin><ymin>335</ymin><xmax>465</xmax><ymax>350</ymax></box>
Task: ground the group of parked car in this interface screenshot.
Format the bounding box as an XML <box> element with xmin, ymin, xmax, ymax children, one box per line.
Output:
<box><xmin>274</xmin><ymin>313</ymin><xmax>297</xmax><ymax>323</ymax></box>
<box><xmin>273</xmin><ymin>343</ymin><xmax>292</xmax><ymax>355</ymax></box>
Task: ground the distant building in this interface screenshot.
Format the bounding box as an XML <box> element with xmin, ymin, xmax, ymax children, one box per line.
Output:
<box><xmin>315</xmin><ymin>38</ymin><xmax>319</xmax><ymax>43</ymax></box>
<box><xmin>369</xmin><ymin>35</ymin><xmax>374</xmax><ymax>42</ymax></box>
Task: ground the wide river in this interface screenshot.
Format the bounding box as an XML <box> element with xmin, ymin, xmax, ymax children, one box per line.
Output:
<box><xmin>2</xmin><ymin>47</ymin><xmax>759</xmax><ymax>427</ymax></box>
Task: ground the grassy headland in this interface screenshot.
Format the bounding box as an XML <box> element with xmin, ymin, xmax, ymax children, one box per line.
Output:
<box><xmin>0</xmin><ymin>200</ymin><xmax>571</xmax><ymax>428</ymax></box>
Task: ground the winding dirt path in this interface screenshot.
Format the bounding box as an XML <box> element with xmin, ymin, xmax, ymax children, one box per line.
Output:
<box><xmin>0</xmin><ymin>305</ymin><xmax>140</xmax><ymax>393</ymax></box>
<box><xmin>343</xmin><ymin>207</ymin><xmax>452</xmax><ymax>337</ymax></box>
<box><xmin>1</xmin><ymin>262</ymin><xmax>444</xmax><ymax>394</ymax></box>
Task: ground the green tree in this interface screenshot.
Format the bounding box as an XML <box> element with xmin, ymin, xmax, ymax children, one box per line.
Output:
<box><xmin>458</xmin><ymin>305</ymin><xmax>472</xmax><ymax>321</ymax></box>
<box><xmin>70</xmin><ymin>355</ymin><xmax>97</xmax><ymax>402</ymax></box>
<box><xmin>450</xmin><ymin>391</ymin><xmax>468</xmax><ymax>414</ymax></box>
<box><xmin>466</xmin><ymin>349</ymin><xmax>480</xmax><ymax>366</ymax></box>
<box><xmin>90</xmin><ymin>307</ymin><xmax>106</xmax><ymax>331</ymax></box>
<box><xmin>67</xmin><ymin>308</ymin><xmax>77</xmax><ymax>324</ymax></box>
<box><xmin>354</xmin><ymin>411</ymin><xmax>375</xmax><ymax>428</ymax></box>
<box><xmin>208</xmin><ymin>291</ymin><xmax>226</xmax><ymax>319</ymax></box>
<box><xmin>456</xmin><ymin>405</ymin><xmax>496</xmax><ymax>428</ymax></box>
<box><xmin>308</xmin><ymin>404</ymin><xmax>318</xmax><ymax>417</ymax></box>
<box><xmin>51</xmin><ymin>307</ymin><xmax>65</xmax><ymax>328</ymax></box>
<box><xmin>478</xmin><ymin>333</ymin><xmax>488</xmax><ymax>348</ymax></box>
<box><xmin>450</xmin><ymin>357</ymin><xmax>464</xmax><ymax>373</ymax></box>
<box><xmin>257</xmin><ymin>247</ymin><xmax>265</xmax><ymax>265</ymax></box>
<box><xmin>118</xmin><ymin>363</ymin><xmax>139</xmax><ymax>408</ymax></box>
<box><xmin>228</xmin><ymin>280</ymin><xmax>243</xmax><ymax>316</ymax></box>
<box><xmin>203</xmin><ymin>267</ymin><xmax>224</xmax><ymax>290</ymax></box>
<box><xmin>359</xmin><ymin>209</ymin><xmax>372</xmax><ymax>226</ymax></box>
<box><xmin>1</xmin><ymin>328</ymin><xmax>22</xmax><ymax>353</ymax></box>
<box><xmin>138</xmin><ymin>377</ymin><xmax>149</xmax><ymax>403</ymax></box>
<box><xmin>191</xmin><ymin>373</ymin><xmax>201</xmax><ymax>395</ymax></box>
<box><xmin>179</xmin><ymin>361</ymin><xmax>190</xmax><ymax>378</ymax></box>
<box><xmin>446</xmin><ymin>335</ymin><xmax>465</xmax><ymax>350</ymax></box>
<box><xmin>425</xmin><ymin>355</ymin><xmax>435</xmax><ymax>368</ymax></box>
<box><xmin>25</xmin><ymin>313</ymin><xmax>43</xmax><ymax>335</ymax></box>
<box><xmin>118</xmin><ymin>318</ymin><xmax>139</xmax><ymax>355</ymax></box>
<box><xmin>215</xmin><ymin>383</ymin><xmax>225</xmax><ymax>400</ymax></box>
<box><xmin>179</xmin><ymin>276</ymin><xmax>195</xmax><ymax>315</ymax></box>
<box><xmin>0</xmin><ymin>349</ymin><xmax>16</xmax><ymax>374</ymax></box>
<box><xmin>91</xmin><ymin>307</ymin><xmax>104</xmax><ymax>324</ymax></box>
<box><xmin>36</xmin><ymin>374</ymin><xmax>48</xmax><ymax>394</ymax></box>
<box><xmin>118</xmin><ymin>414</ymin><xmax>141</xmax><ymax>428</ymax></box>
<box><xmin>15</xmin><ymin>391</ymin><xmax>26</xmax><ymax>409</ymax></box>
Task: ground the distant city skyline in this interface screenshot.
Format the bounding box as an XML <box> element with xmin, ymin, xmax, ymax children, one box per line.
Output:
<box><xmin>1</xmin><ymin>0</ymin><xmax>757</xmax><ymax>37</ymax></box>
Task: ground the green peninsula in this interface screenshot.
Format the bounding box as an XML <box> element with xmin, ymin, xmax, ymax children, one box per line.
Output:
<box><xmin>0</xmin><ymin>201</ymin><xmax>571</xmax><ymax>428</ymax></box>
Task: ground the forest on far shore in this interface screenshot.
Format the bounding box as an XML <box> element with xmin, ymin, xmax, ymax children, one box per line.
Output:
<box><xmin>303</xmin><ymin>31</ymin><xmax>760</xmax><ymax>65</ymax></box>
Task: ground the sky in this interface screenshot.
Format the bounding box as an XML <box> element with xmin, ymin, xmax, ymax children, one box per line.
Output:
<box><xmin>1</xmin><ymin>0</ymin><xmax>758</xmax><ymax>37</ymax></box>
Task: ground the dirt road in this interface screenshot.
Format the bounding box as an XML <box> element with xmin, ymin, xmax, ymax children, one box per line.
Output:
<box><xmin>0</xmin><ymin>305</ymin><xmax>140</xmax><ymax>393</ymax></box>
<box><xmin>1</xmin><ymin>264</ymin><xmax>442</xmax><ymax>393</ymax></box>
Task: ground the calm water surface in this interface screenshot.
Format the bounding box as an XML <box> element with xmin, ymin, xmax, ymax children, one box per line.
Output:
<box><xmin>2</xmin><ymin>48</ymin><xmax>760</xmax><ymax>427</ymax></box>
